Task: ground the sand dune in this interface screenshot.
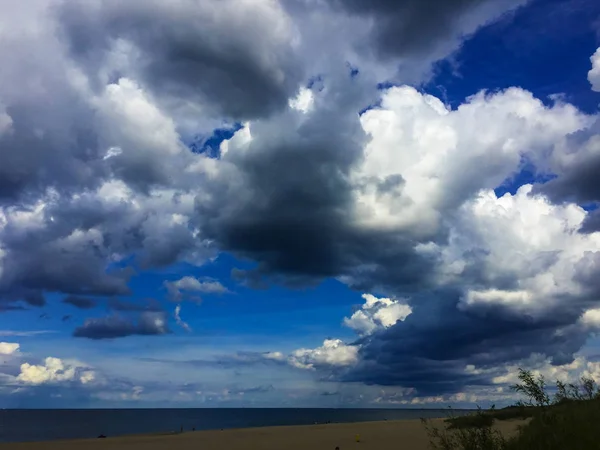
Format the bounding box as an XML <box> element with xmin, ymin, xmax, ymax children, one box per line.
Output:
<box><xmin>0</xmin><ymin>418</ymin><xmax>525</xmax><ymax>450</ymax></box>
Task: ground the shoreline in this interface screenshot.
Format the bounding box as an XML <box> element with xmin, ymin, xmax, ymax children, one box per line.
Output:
<box><xmin>0</xmin><ymin>409</ymin><xmax>474</xmax><ymax>444</ymax></box>
<box><xmin>0</xmin><ymin>418</ymin><xmax>526</xmax><ymax>450</ymax></box>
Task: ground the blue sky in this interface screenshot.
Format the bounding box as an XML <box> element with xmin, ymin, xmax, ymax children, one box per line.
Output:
<box><xmin>2</xmin><ymin>0</ymin><xmax>600</xmax><ymax>408</ymax></box>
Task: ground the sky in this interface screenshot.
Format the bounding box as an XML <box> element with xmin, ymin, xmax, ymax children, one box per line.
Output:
<box><xmin>1</xmin><ymin>0</ymin><xmax>600</xmax><ymax>409</ymax></box>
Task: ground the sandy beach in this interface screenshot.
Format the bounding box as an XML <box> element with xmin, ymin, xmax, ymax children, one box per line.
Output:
<box><xmin>0</xmin><ymin>418</ymin><xmax>526</xmax><ymax>450</ymax></box>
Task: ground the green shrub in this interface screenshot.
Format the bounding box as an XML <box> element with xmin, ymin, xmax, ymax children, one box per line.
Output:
<box><xmin>424</xmin><ymin>368</ymin><xmax>600</xmax><ymax>450</ymax></box>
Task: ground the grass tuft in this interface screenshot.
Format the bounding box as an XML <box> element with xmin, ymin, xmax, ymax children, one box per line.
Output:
<box><xmin>423</xmin><ymin>369</ymin><xmax>600</xmax><ymax>449</ymax></box>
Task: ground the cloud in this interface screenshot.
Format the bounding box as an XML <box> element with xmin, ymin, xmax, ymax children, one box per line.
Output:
<box><xmin>310</xmin><ymin>185</ymin><xmax>600</xmax><ymax>394</ymax></box>
<box><xmin>0</xmin><ymin>330</ymin><xmax>55</xmax><ymax>337</ymax></box>
<box><xmin>0</xmin><ymin>0</ymin><xmax>542</xmax><ymax>315</ymax></box>
<box><xmin>330</xmin><ymin>0</ymin><xmax>526</xmax><ymax>63</ymax></box>
<box><xmin>0</xmin><ymin>0</ymin><xmax>599</xmax><ymax>406</ymax></box>
<box><xmin>174</xmin><ymin>305</ymin><xmax>191</xmax><ymax>332</ymax></box>
<box><xmin>73</xmin><ymin>312</ymin><xmax>169</xmax><ymax>340</ymax></box>
<box><xmin>164</xmin><ymin>276</ymin><xmax>229</xmax><ymax>302</ymax></box>
<box><xmin>343</xmin><ymin>293</ymin><xmax>412</xmax><ymax>336</ymax></box>
<box><xmin>245</xmin><ymin>74</ymin><xmax>600</xmax><ymax>396</ymax></box>
<box><xmin>589</xmin><ymin>47</ymin><xmax>600</xmax><ymax>92</ymax></box>
<box><xmin>0</xmin><ymin>342</ymin><xmax>19</xmax><ymax>355</ymax></box>
<box><xmin>534</xmin><ymin>119</ymin><xmax>600</xmax><ymax>205</ymax></box>
<box><xmin>579</xmin><ymin>209</ymin><xmax>600</xmax><ymax>234</ymax></box>
<box><xmin>62</xmin><ymin>296</ymin><xmax>96</xmax><ymax>310</ymax></box>
<box><xmin>202</xmin><ymin>84</ymin><xmax>588</xmax><ymax>296</ymax></box>
<box><xmin>57</xmin><ymin>0</ymin><xmax>303</xmax><ymax>121</ymax></box>
<box><xmin>17</xmin><ymin>357</ymin><xmax>94</xmax><ymax>385</ymax></box>
<box><xmin>289</xmin><ymin>339</ymin><xmax>359</xmax><ymax>370</ymax></box>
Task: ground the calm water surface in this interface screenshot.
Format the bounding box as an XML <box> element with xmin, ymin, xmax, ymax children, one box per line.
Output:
<box><xmin>0</xmin><ymin>408</ymin><xmax>469</xmax><ymax>443</ymax></box>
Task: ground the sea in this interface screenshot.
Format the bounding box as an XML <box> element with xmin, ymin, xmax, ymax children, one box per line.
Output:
<box><xmin>0</xmin><ymin>408</ymin><xmax>468</xmax><ymax>443</ymax></box>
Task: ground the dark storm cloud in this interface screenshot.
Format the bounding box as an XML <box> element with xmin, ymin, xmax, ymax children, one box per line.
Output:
<box><xmin>196</xmin><ymin>72</ymin><xmax>436</xmax><ymax>295</ymax></box>
<box><xmin>580</xmin><ymin>209</ymin><xmax>600</xmax><ymax>233</ymax></box>
<box><xmin>0</xmin><ymin>290</ymin><xmax>44</xmax><ymax>311</ymax></box>
<box><xmin>0</xmin><ymin>241</ymin><xmax>132</xmax><ymax>300</ymax></box>
<box><xmin>0</xmin><ymin>13</ymin><xmax>108</xmax><ymax>205</ymax></box>
<box><xmin>538</xmin><ymin>156</ymin><xmax>600</xmax><ymax>205</ymax></box>
<box><xmin>535</xmin><ymin>122</ymin><xmax>600</xmax><ymax>205</ymax></box>
<box><xmin>73</xmin><ymin>312</ymin><xmax>169</xmax><ymax>340</ymax></box>
<box><xmin>56</xmin><ymin>0</ymin><xmax>303</xmax><ymax>120</ymax></box>
<box><xmin>330</xmin><ymin>0</ymin><xmax>526</xmax><ymax>59</ymax></box>
<box><xmin>343</xmin><ymin>289</ymin><xmax>589</xmax><ymax>395</ymax></box>
<box><xmin>0</xmin><ymin>109</ymin><xmax>102</xmax><ymax>203</ymax></box>
<box><xmin>62</xmin><ymin>296</ymin><xmax>97</xmax><ymax>310</ymax></box>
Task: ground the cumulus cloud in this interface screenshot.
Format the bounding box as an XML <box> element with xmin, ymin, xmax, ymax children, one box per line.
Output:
<box><xmin>73</xmin><ymin>312</ymin><xmax>169</xmax><ymax>340</ymax></box>
<box><xmin>289</xmin><ymin>339</ymin><xmax>359</xmax><ymax>370</ymax></box>
<box><xmin>0</xmin><ymin>0</ymin><xmax>541</xmax><ymax>315</ymax></box>
<box><xmin>165</xmin><ymin>276</ymin><xmax>229</xmax><ymax>302</ymax></box>
<box><xmin>589</xmin><ymin>47</ymin><xmax>600</xmax><ymax>92</ymax></box>
<box><xmin>0</xmin><ymin>0</ymin><xmax>599</xmax><ymax>406</ymax></box>
<box><xmin>0</xmin><ymin>342</ymin><xmax>19</xmax><ymax>355</ymax></box>
<box><xmin>57</xmin><ymin>0</ymin><xmax>303</xmax><ymax>122</ymax></box>
<box><xmin>17</xmin><ymin>357</ymin><xmax>94</xmax><ymax>385</ymax></box>
<box><xmin>344</xmin><ymin>294</ymin><xmax>412</xmax><ymax>335</ymax></box>
<box><xmin>330</xmin><ymin>0</ymin><xmax>526</xmax><ymax>62</ymax></box>
<box><xmin>246</xmin><ymin>73</ymin><xmax>600</xmax><ymax>396</ymax></box>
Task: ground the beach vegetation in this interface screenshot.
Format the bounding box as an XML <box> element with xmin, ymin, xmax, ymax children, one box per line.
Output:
<box><xmin>423</xmin><ymin>368</ymin><xmax>600</xmax><ymax>449</ymax></box>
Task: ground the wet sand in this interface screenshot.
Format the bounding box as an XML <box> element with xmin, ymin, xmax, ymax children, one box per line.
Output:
<box><xmin>0</xmin><ymin>418</ymin><xmax>526</xmax><ymax>450</ymax></box>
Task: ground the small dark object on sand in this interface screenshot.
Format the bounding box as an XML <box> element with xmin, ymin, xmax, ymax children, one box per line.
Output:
<box><xmin>193</xmin><ymin>427</ymin><xmax>196</xmax><ymax>431</ymax></box>
<box><xmin>335</xmin><ymin>447</ymin><xmax>340</xmax><ymax>450</ymax></box>
<box><xmin>98</xmin><ymin>434</ymin><xmax>107</xmax><ymax>439</ymax></box>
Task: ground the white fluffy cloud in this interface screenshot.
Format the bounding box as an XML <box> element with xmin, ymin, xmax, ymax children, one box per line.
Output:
<box><xmin>283</xmin><ymin>293</ymin><xmax>407</xmax><ymax>371</ymax></box>
<box><xmin>17</xmin><ymin>357</ymin><xmax>95</xmax><ymax>386</ymax></box>
<box><xmin>589</xmin><ymin>47</ymin><xmax>600</xmax><ymax>92</ymax></box>
<box><xmin>428</xmin><ymin>184</ymin><xmax>600</xmax><ymax>317</ymax></box>
<box><xmin>352</xmin><ymin>86</ymin><xmax>588</xmax><ymax>238</ymax></box>
<box><xmin>0</xmin><ymin>342</ymin><xmax>19</xmax><ymax>355</ymax></box>
<box><xmin>165</xmin><ymin>276</ymin><xmax>229</xmax><ymax>302</ymax></box>
<box><xmin>289</xmin><ymin>339</ymin><xmax>359</xmax><ymax>370</ymax></box>
<box><xmin>344</xmin><ymin>294</ymin><xmax>412</xmax><ymax>335</ymax></box>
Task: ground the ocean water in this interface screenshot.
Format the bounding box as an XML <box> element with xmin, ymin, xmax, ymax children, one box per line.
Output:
<box><xmin>0</xmin><ymin>408</ymin><xmax>467</xmax><ymax>443</ymax></box>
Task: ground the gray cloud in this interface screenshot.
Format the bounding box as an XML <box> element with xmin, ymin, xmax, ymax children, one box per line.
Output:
<box><xmin>580</xmin><ymin>209</ymin><xmax>600</xmax><ymax>234</ymax></box>
<box><xmin>331</xmin><ymin>0</ymin><xmax>526</xmax><ymax>61</ymax></box>
<box><xmin>535</xmin><ymin>121</ymin><xmax>600</xmax><ymax>205</ymax></box>
<box><xmin>195</xmin><ymin>73</ymin><xmax>436</xmax><ymax>295</ymax></box>
<box><xmin>0</xmin><ymin>0</ymin><xmax>534</xmax><ymax>316</ymax></box>
<box><xmin>62</xmin><ymin>296</ymin><xmax>97</xmax><ymax>310</ymax></box>
<box><xmin>0</xmin><ymin>0</ymin><xmax>598</xmax><ymax>406</ymax></box>
<box><xmin>56</xmin><ymin>0</ymin><xmax>304</xmax><ymax>121</ymax></box>
<box><xmin>73</xmin><ymin>312</ymin><xmax>169</xmax><ymax>340</ymax></box>
<box><xmin>340</xmin><ymin>289</ymin><xmax>588</xmax><ymax>395</ymax></box>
